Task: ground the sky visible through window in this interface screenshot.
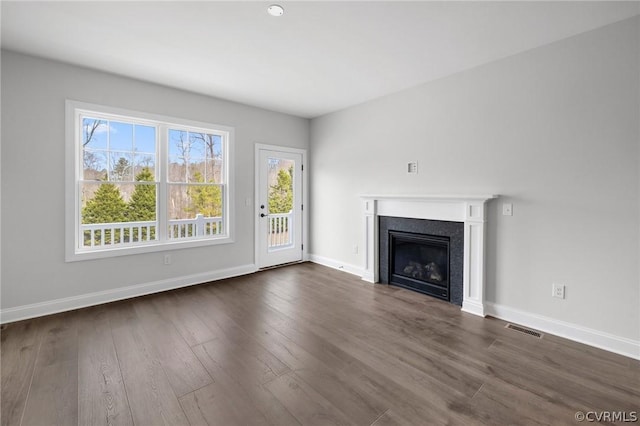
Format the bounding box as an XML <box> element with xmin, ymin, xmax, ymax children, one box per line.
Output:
<box><xmin>81</xmin><ymin>116</ymin><xmax>225</xmax><ymax>227</ymax></box>
<box><xmin>72</xmin><ymin>105</ymin><xmax>232</xmax><ymax>255</ymax></box>
<box><xmin>83</xmin><ymin>118</ymin><xmax>156</xmax><ymax>182</ymax></box>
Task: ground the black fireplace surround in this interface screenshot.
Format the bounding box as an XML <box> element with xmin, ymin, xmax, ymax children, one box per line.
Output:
<box><xmin>379</xmin><ymin>216</ymin><xmax>464</xmax><ymax>306</ymax></box>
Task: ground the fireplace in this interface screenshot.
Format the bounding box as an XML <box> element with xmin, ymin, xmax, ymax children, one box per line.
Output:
<box><xmin>379</xmin><ymin>216</ymin><xmax>464</xmax><ymax>306</ymax></box>
<box><xmin>389</xmin><ymin>231</ymin><xmax>450</xmax><ymax>301</ymax></box>
<box><xmin>361</xmin><ymin>194</ymin><xmax>496</xmax><ymax>316</ymax></box>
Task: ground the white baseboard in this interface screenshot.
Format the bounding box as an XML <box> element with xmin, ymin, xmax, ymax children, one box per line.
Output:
<box><xmin>8</xmin><ymin>257</ymin><xmax>636</xmax><ymax>360</ymax></box>
<box><xmin>0</xmin><ymin>264</ymin><xmax>257</xmax><ymax>324</ymax></box>
<box><xmin>308</xmin><ymin>254</ymin><xmax>364</xmax><ymax>277</ymax></box>
<box><xmin>310</xmin><ymin>253</ymin><xmax>639</xmax><ymax>360</ymax></box>
<box><xmin>461</xmin><ymin>300</ymin><xmax>485</xmax><ymax>317</ymax></box>
<box><xmin>485</xmin><ymin>302</ymin><xmax>640</xmax><ymax>360</ymax></box>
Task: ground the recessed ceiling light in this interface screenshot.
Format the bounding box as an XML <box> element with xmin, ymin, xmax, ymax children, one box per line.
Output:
<box><xmin>267</xmin><ymin>4</ymin><xmax>284</xmax><ymax>17</ymax></box>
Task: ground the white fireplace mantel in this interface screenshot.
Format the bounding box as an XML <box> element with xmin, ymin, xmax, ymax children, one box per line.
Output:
<box><xmin>360</xmin><ymin>194</ymin><xmax>497</xmax><ymax>317</ymax></box>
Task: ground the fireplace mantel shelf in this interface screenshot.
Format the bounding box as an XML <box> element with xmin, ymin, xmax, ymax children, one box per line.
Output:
<box><xmin>360</xmin><ymin>194</ymin><xmax>498</xmax><ymax>317</ymax></box>
<box><xmin>360</xmin><ymin>194</ymin><xmax>497</xmax><ymax>202</ymax></box>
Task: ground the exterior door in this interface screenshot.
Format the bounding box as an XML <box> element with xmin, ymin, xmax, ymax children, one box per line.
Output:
<box><xmin>256</xmin><ymin>147</ymin><xmax>303</xmax><ymax>268</ymax></box>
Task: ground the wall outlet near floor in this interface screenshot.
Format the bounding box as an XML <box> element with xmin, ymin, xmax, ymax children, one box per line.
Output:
<box><xmin>164</xmin><ymin>254</ymin><xmax>172</xmax><ymax>265</ymax></box>
<box><xmin>407</xmin><ymin>161</ymin><xmax>418</xmax><ymax>174</ymax></box>
<box><xmin>552</xmin><ymin>283</ymin><xmax>565</xmax><ymax>299</ymax></box>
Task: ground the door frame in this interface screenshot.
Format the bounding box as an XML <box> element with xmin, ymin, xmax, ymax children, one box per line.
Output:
<box><xmin>254</xmin><ymin>143</ymin><xmax>308</xmax><ymax>269</ymax></box>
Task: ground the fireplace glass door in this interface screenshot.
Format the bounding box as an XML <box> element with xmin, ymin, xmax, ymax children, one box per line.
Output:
<box><xmin>389</xmin><ymin>231</ymin><xmax>450</xmax><ymax>301</ymax></box>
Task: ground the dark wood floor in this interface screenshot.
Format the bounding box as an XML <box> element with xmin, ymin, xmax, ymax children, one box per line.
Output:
<box><xmin>1</xmin><ymin>262</ymin><xmax>638</xmax><ymax>426</ymax></box>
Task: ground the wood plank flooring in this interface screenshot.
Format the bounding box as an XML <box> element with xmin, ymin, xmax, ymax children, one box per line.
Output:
<box><xmin>1</xmin><ymin>262</ymin><xmax>638</xmax><ymax>425</ymax></box>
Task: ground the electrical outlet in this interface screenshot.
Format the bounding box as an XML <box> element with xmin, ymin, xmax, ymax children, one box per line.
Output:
<box><xmin>502</xmin><ymin>203</ymin><xmax>513</xmax><ymax>216</ymax></box>
<box><xmin>407</xmin><ymin>161</ymin><xmax>418</xmax><ymax>174</ymax></box>
<box><xmin>353</xmin><ymin>245</ymin><xmax>359</xmax><ymax>254</ymax></box>
<box><xmin>552</xmin><ymin>283</ymin><xmax>565</xmax><ymax>299</ymax></box>
<box><xmin>164</xmin><ymin>254</ymin><xmax>172</xmax><ymax>265</ymax></box>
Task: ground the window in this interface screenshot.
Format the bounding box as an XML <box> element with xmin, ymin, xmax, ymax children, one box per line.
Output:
<box><xmin>66</xmin><ymin>101</ymin><xmax>233</xmax><ymax>261</ymax></box>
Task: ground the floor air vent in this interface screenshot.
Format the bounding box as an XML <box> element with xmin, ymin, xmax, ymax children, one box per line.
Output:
<box><xmin>505</xmin><ymin>323</ymin><xmax>543</xmax><ymax>339</ymax></box>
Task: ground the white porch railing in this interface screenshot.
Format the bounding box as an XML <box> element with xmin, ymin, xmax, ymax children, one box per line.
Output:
<box><xmin>168</xmin><ymin>214</ymin><xmax>223</xmax><ymax>239</ymax></box>
<box><xmin>80</xmin><ymin>214</ymin><xmax>223</xmax><ymax>248</ymax></box>
<box><xmin>268</xmin><ymin>211</ymin><xmax>293</xmax><ymax>249</ymax></box>
<box><xmin>81</xmin><ymin>221</ymin><xmax>157</xmax><ymax>248</ymax></box>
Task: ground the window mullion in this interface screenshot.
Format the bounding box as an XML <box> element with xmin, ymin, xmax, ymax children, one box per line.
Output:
<box><xmin>158</xmin><ymin>124</ymin><xmax>168</xmax><ymax>242</ymax></box>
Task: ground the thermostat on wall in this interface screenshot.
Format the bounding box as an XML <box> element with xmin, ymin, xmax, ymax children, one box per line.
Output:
<box><xmin>407</xmin><ymin>161</ymin><xmax>418</xmax><ymax>174</ymax></box>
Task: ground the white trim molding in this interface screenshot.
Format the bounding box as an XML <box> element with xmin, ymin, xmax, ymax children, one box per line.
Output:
<box><xmin>360</xmin><ymin>194</ymin><xmax>498</xmax><ymax>317</ymax></box>
<box><xmin>485</xmin><ymin>302</ymin><xmax>640</xmax><ymax>360</ymax></box>
<box><xmin>309</xmin><ymin>254</ymin><xmax>364</xmax><ymax>277</ymax></box>
<box><xmin>0</xmin><ymin>264</ymin><xmax>257</xmax><ymax>324</ymax></box>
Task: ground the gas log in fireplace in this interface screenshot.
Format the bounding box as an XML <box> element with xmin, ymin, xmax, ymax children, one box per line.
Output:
<box><xmin>379</xmin><ymin>216</ymin><xmax>464</xmax><ymax>306</ymax></box>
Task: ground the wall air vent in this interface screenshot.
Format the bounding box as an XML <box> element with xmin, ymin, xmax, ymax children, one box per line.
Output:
<box><xmin>505</xmin><ymin>323</ymin><xmax>543</xmax><ymax>339</ymax></box>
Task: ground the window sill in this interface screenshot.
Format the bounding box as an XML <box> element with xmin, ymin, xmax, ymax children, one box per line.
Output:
<box><xmin>65</xmin><ymin>235</ymin><xmax>234</xmax><ymax>262</ymax></box>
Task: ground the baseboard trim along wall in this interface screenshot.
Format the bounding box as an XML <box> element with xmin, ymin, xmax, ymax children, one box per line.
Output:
<box><xmin>484</xmin><ymin>302</ymin><xmax>639</xmax><ymax>360</ymax></box>
<box><xmin>309</xmin><ymin>254</ymin><xmax>639</xmax><ymax>360</ymax></box>
<box><xmin>4</xmin><ymin>257</ymin><xmax>637</xmax><ymax>361</ymax></box>
<box><xmin>0</xmin><ymin>264</ymin><xmax>257</xmax><ymax>324</ymax></box>
<box><xmin>308</xmin><ymin>254</ymin><xmax>364</xmax><ymax>277</ymax></box>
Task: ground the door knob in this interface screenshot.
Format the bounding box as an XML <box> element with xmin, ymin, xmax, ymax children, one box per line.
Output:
<box><xmin>260</xmin><ymin>213</ymin><xmax>266</xmax><ymax>217</ymax></box>
<box><xmin>260</xmin><ymin>205</ymin><xmax>265</xmax><ymax>209</ymax></box>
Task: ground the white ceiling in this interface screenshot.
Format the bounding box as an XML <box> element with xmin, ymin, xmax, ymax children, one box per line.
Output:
<box><xmin>2</xmin><ymin>1</ymin><xmax>639</xmax><ymax>118</ymax></box>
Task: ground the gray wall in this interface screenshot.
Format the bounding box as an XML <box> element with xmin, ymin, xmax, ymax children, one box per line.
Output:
<box><xmin>1</xmin><ymin>50</ymin><xmax>309</xmax><ymax>310</ymax></box>
<box><xmin>310</xmin><ymin>17</ymin><xmax>639</xmax><ymax>341</ymax></box>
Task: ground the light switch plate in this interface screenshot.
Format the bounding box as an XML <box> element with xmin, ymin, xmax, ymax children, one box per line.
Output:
<box><xmin>502</xmin><ymin>203</ymin><xmax>513</xmax><ymax>216</ymax></box>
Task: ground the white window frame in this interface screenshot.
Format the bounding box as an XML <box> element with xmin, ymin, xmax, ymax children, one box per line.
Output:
<box><xmin>65</xmin><ymin>100</ymin><xmax>234</xmax><ymax>262</ymax></box>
